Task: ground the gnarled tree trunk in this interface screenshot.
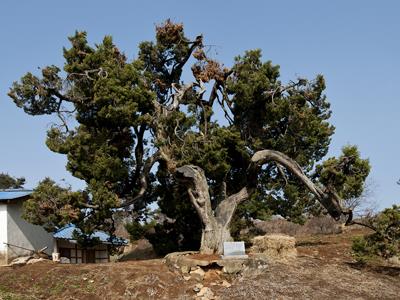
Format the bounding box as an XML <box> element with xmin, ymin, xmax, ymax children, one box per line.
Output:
<box><xmin>176</xmin><ymin>149</ymin><xmax>347</xmax><ymax>255</ymax></box>
<box><xmin>176</xmin><ymin>165</ymin><xmax>250</xmax><ymax>254</ymax></box>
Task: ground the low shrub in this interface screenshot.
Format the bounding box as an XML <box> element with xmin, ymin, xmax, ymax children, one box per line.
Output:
<box><xmin>254</xmin><ymin>216</ymin><xmax>342</xmax><ymax>237</ymax></box>
<box><xmin>352</xmin><ymin>205</ymin><xmax>400</xmax><ymax>262</ymax></box>
<box><xmin>125</xmin><ymin>220</ymin><xmax>156</xmax><ymax>242</ymax></box>
<box><xmin>304</xmin><ymin>216</ymin><xmax>342</xmax><ymax>235</ymax></box>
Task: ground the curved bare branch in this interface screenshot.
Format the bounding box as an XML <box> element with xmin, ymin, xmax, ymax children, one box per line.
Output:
<box><xmin>251</xmin><ymin>149</ymin><xmax>345</xmax><ymax>220</ymax></box>
<box><xmin>119</xmin><ymin>151</ymin><xmax>160</xmax><ymax>207</ymax></box>
<box><xmin>215</xmin><ymin>187</ymin><xmax>249</xmax><ymax>226</ymax></box>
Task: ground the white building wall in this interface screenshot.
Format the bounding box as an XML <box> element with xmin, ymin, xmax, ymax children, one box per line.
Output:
<box><xmin>0</xmin><ymin>205</ymin><xmax>8</xmax><ymax>264</ymax></box>
<box><xmin>6</xmin><ymin>201</ymin><xmax>54</xmax><ymax>262</ymax></box>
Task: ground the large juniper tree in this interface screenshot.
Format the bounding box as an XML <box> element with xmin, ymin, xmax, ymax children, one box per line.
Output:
<box><xmin>9</xmin><ymin>20</ymin><xmax>370</xmax><ymax>254</ymax></box>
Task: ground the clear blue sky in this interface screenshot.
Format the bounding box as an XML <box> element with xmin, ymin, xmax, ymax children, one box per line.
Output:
<box><xmin>0</xmin><ymin>1</ymin><xmax>399</xmax><ymax>210</ymax></box>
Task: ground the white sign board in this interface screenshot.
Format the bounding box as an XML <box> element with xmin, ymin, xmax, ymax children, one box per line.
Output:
<box><xmin>222</xmin><ymin>241</ymin><xmax>248</xmax><ymax>259</ymax></box>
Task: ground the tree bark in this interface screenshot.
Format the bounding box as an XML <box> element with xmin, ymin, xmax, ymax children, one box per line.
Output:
<box><xmin>199</xmin><ymin>220</ymin><xmax>233</xmax><ymax>254</ymax></box>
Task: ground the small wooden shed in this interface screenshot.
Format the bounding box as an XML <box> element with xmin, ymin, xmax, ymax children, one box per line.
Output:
<box><xmin>53</xmin><ymin>224</ymin><xmax>128</xmax><ymax>264</ymax></box>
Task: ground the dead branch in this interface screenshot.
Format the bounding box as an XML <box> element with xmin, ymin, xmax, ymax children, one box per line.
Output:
<box><xmin>175</xmin><ymin>165</ymin><xmax>215</xmax><ymax>230</ymax></box>
<box><xmin>251</xmin><ymin>149</ymin><xmax>345</xmax><ymax>220</ymax></box>
<box><xmin>216</xmin><ymin>93</ymin><xmax>234</xmax><ymax>125</ymax></box>
<box><xmin>170</xmin><ymin>35</ymin><xmax>203</xmax><ymax>79</ymax></box>
<box><xmin>67</xmin><ymin>68</ymin><xmax>108</xmax><ymax>81</ymax></box>
<box><xmin>119</xmin><ymin>151</ymin><xmax>160</xmax><ymax>207</ymax></box>
<box><xmin>167</xmin><ymin>82</ymin><xmax>194</xmax><ymax>110</ymax></box>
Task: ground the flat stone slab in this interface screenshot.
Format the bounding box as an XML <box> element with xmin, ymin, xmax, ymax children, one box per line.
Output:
<box><xmin>221</xmin><ymin>254</ymin><xmax>248</xmax><ymax>259</ymax></box>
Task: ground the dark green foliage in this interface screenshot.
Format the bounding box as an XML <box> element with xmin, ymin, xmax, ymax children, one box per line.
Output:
<box><xmin>352</xmin><ymin>205</ymin><xmax>400</xmax><ymax>262</ymax></box>
<box><xmin>23</xmin><ymin>178</ymin><xmax>85</xmax><ymax>232</ymax></box>
<box><xmin>9</xmin><ymin>30</ymin><xmax>156</xmax><ymax>240</ymax></box>
<box><xmin>24</xmin><ymin>178</ymin><xmax>123</xmax><ymax>248</ymax></box>
<box><xmin>146</xmin><ymin>223</ymin><xmax>192</xmax><ymax>256</ymax></box>
<box><xmin>138</xmin><ymin>20</ymin><xmax>193</xmax><ymax>102</ymax></box>
<box><xmin>125</xmin><ymin>220</ymin><xmax>156</xmax><ymax>242</ymax></box>
<box><xmin>72</xmin><ymin>231</ymin><xmax>101</xmax><ymax>249</ymax></box>
<box><xmin>145</xmin><ymin>174</ymin><xmax>201</xmax><ymax>253</ymax></box>
<box><xmin>230</xmin><ymin>217</ymin><xmax>266</xmax><ymax>247</ymax></box>
<box><xmin>0</xmin><ymin>173</ymin><xmax>25</xmax><ymax>189</ymax></box>
<box><xmin>230</xmin><ymin>192</ymin><xmax>272</xmax><ymax>240</ymax></box>
<box><xmin>227</xmin><ymin>51</ymin><xmax>333</xmax><ymax>163</ymax></box>
<box><xmin>315</xmin><ymin>145</ymin><xmax>371</xmax><ymax>200</ymax></box>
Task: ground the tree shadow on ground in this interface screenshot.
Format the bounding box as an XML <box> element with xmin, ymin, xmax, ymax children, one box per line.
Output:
<box><xmin>296</xmin><ymin>240</ymin><xmax>329</xmax><ymax>247</ymax></box>
<box><xmin>118</xmin><ymin>239</ymin><xmax>160</xmax><ymax>261</ymax></box>
<box><xmin>346</xmin><ymin>261</ymin><xmax>400</xmax><ymax>277</ymax></box>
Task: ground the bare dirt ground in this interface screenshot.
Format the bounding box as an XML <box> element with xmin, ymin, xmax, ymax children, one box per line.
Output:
<box><xmin>0</xmin><ymin>228</ymin><xmax>399</xmax><ymax>299</ymax></box>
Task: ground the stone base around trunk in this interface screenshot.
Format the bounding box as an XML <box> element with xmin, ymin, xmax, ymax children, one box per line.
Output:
<box><xmin>165</xmin><ymin>251</ymin><xmax>268</xmax><ymax>278</ymax></box>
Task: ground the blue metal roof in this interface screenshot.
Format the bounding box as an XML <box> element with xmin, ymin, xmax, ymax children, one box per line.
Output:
<box><xmin>54</xmin><ymin>224</ymin><xmax>128</xmax><ymax>245</ymax></box>
<box><xmin>0</xmin><ymin>189</ymin><xmax>33</xmax><ymax>201</ymax></box>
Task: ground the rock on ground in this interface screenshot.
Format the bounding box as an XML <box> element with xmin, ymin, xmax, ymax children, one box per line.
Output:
<box><xmin>27</xmin><ymin>258</ymin><xmax>48</xmax><ymax>265</ymax></box>
<box><xmin>10</xmin><ymin>256</ymin><xmax>50</xmax><ymax>266</ymax></box>
<box><xmin>388</xmin><ymin>256</ymin><xmax>400</xmax><ymax>266</ymax></box>
<box><xmin>59</xmin><ymin>257</ymin><xmax>70</xmax><ymax>264</ymax></box>
<box><xmin>190</xmin><ymin>267</ymin><xmax>206</xmax><ymax>281</ymax></box>
<box><xmin>10</xmin><ymin>256</ymin><xmax>32</xmax><ymax>266</ymax></box>
<box><xmin>197</xmin><ymin>286</ymin><xmax>215</xmax><ymax>299</ymax></box>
